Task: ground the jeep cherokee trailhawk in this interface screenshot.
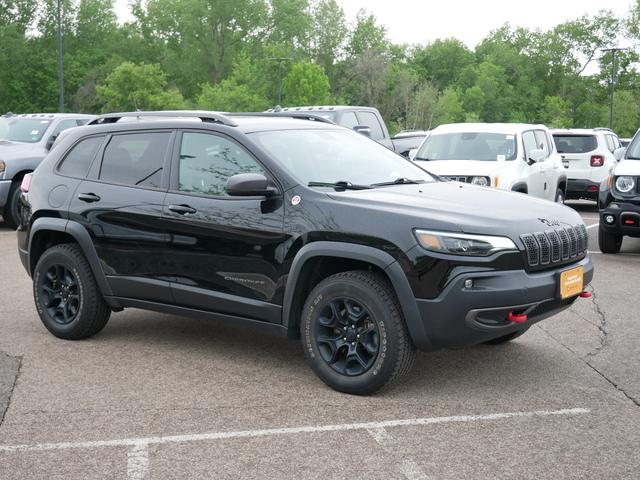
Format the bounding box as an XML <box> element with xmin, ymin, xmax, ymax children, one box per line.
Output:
<box><xmin>17</xmin><ymin>111</ymin><xmax>594</xmax><ymax>395</ymax></box>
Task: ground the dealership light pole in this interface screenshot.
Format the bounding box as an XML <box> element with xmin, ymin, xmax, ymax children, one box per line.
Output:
<box><xmin>269</xmin><ymin>58</ymin><xmax>290</xmax><ymax>107</ymax></box>
<box><xmin>57</xmin><ymin>0</ymin><xmax>64</xmax><ymax>112</ymax></box>
<box><xmin>601</xmin><ymin>47</ymin><xmax>627</xmax><ymax>131</ymax></box>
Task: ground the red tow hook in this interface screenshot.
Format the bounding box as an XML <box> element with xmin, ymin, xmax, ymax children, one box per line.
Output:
<box><xmin>579</xmin><ymin>291</ymin><xmax>592</xmax><ymax>298</ymax></box>
<box><xmin>507</xmin><ymin>311</ymin><xmax>528</xmax><ymax>323</ymax></box>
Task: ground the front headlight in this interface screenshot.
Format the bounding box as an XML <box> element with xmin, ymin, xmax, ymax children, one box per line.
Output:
<box><xmin>470</xmin><ymin>176</ymin><xmax>490</xmax><ymax>186</ymax></box>
<box><xmin>415</xmin><ymin>229</ymin><xmax>517</xmax><ymax>256</ymax></box>
<box><xmin>615</xmin><ymin>176</ymin><xmax>635</xmax><ymax>193</ymax></box>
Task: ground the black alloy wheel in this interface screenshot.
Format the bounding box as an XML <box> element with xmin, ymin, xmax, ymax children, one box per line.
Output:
<box><xmin>33</xmin><ymin>244</ymin><xmax>111</xmax><ymax>340</ymax></box>
<box><xmin>302</xmin><ymin>270</ymin><xmax>415</xmax><ymax>395</ymax></box>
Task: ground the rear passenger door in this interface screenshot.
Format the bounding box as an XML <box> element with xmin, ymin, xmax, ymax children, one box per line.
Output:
<box><xmin>69</xmin><ymin>130</ymin><xmax>173</xmax><ymax>302</ymax></box>
<box><xmin>162</xmin><ymin>130</ymin><xmax>287</xmax><ymax>324</ymax></box>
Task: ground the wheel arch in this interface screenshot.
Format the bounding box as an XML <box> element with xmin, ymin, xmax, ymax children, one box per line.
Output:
<box><xmin>27</xmin><ymin>218</ymin><xmax>114</xmax><ymax>298</ymax></box>
<box><xmin>282</xmin><ymin>241</ymin><xmax>435</xmax><ymax>350</ymax></box>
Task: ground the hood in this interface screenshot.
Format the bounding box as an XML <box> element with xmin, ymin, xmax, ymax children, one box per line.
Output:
<box><xmin>415</xmin><ymin>159</ymin><xmax>511</xmax><ymax>177</ymax></box>
<box><xmin>614</xmin><ymin>158</ymin><xmax>640</xmax><ymax>176</ymax></box>
<box><xmin>0</xmin><ymin>140</ymin><xmax>36</xmax><ymax>153</ymax></box>
<box><xmin>326</xmin><ymin>181</ymin><xmax>581</xmax><ymax>238</ymax></box>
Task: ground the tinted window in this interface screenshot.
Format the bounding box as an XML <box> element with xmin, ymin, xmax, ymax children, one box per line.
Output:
<box><xmin>99</xmin><ymin>132</ymin><xmax>169</xmax><ymax>188</ymax></box>
<box><xmin>553</xmin><ymin>135</ymin><xmax>597</xmax><ymax>153</ymax></box>
<box><xmin>178</xmin><ymin>132</ymin><xmax>264</xmax><ymax>196</ymax></box>
<box><xmin>58</xmin><ymin>136</ymin><xmax>104</xmax><ymax>178</ymax></box>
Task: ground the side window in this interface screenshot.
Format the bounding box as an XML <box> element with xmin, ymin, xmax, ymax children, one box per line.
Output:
<box><xmin>357</xmin><ymin>111</ymin><xmax>385</xmax><ymax>141</ymax></box>
<box><xmin>522</xmin><ymin>131</ymin><xmax>538</xmax><ymax>160</ymax></box>
<box><xmin>533</xmin><ymin>130</ymin><xmax>551</xmax><ymax>157</ymax></box>
<box><xmin>178</xmin><ymin>132</ymin><xmax>264</xmax><ymax>197</ymax></box>
<box><xmin>51</xmin><ymin>119</ymin><xmax>80</xmax><ymax>139</ymax></box>
<box><xmin>338</xmin><ymin>111</ymin><xmax>359</xmax><ymax>129</ymax></box>
<box><xmin>58</xmin><ymin>136</ymin><xmax>104</xmax><ymax>178</ymax></box>
<box><xmin>99</xmin><ymin>132</ymin><xmax>170</xmax><ymax>188</ymax></box>
<box><xmin>605</xmin><ymin>134</ymin><xmax>620</xmax><ymax>152</ymax></box>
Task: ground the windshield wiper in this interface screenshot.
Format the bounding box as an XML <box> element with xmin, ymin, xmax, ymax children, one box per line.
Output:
<box><xmin>308</xmin><ymin>180</ymin><xmax>372</xmax><ymax>190</ymax></box>
<box><xmin>372</xmin><ymin>177</ymin><xmax>422</xmax><ymax>186</ymax></box>
<box><xmin>414</xmin><ymin>157</ymin><xmax>431</xmax><ymax>161</ymax></box>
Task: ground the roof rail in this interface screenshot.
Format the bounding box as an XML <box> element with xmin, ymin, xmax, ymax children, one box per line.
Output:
<box><xmin>593</xmin><ymin>127</ymin><xmax>614</xmax><ymax>132</ymax></box>
<box><xmin>88</xmin><ymin>110</ymin><xmax>237</xmax><ymax>127</ymax></box>
<box><xmin>243</xmin><ymin>111</ymin><xmax>336</xmax><ymax>124</ymax></box>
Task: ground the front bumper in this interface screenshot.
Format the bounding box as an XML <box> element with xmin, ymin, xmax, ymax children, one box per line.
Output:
<box><xmin>600</xmin><ymin>201</ymin><xmax>640</xmax><ymax>237</ymax></box>
<box><xmin>413</xmin><ymin>255</ymin><xmax>593</xmax><ymax>350</ymax></box>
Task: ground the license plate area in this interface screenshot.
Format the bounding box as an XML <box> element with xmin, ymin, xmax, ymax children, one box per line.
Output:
<box><xmin>559</xmin><ymin>266</ymin><xmax>584</xmax><ymax>299</ymax></box>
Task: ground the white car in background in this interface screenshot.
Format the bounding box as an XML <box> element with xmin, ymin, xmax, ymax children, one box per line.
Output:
<box><xmin>552</xmin><ymin>127</ymin><xmax>625</xmax><ymax>201</ymax></box>
<box><xmin>413</xmin><ymin>123</ymin><xmax>568</xmax><ymax>203</ymax></box>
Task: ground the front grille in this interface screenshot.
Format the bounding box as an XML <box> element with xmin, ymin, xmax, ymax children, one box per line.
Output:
<box><xmin>520</xmin><ymin>223</ymin><xmax>588</xmax><ymax>268</ymax></box>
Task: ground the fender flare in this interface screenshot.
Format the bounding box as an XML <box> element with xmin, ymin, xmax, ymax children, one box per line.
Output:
<box><xmin>511</xmin><ymin>181</ymin><xmax>528</xmax><ymax>194</ymax></box>
<box><xmin>28</xmin><ymin>217</ymin><xmax>114</xmax><ymax>297</ymax></box>
<box><xmin>282</xmin><ymin>241</ymin><xmax>435</xmax><ymax>350</ymax></box>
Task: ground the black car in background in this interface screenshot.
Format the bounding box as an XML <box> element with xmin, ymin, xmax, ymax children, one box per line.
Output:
<box><xmin>18</xmin><ymin>111</ymin><xmax>593</xmax><ymax>394</ymax></box>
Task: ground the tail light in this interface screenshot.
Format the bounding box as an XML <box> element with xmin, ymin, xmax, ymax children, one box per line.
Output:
<box><xmin>21</xmin><ymin>173</ymin><xmax>33</xmax><ymax>192</ymax></box>
<box><xmin>590</xmin><ymin>155</ymin><xmax>604</xmax><ymax>167</ymax></box>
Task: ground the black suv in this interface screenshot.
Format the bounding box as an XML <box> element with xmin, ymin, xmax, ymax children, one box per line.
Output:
<box><xmin>18</xmin><ymin>111</ymin><xmax>594</xmax><ymax>395</ymax></box>
<box><xmin>598</xmin><ymin>128</ymin><xmax>640</xmax><ymax>253</ymax></box>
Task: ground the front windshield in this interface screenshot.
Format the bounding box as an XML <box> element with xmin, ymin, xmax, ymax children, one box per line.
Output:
<box><xmin>416</xmin><ymin>132</ymin><xmax>517</xmax><ymax>162</ymax></box>
<box><xmin>0</xmin><ymin>117</ymin><xmax>52</xmax><ymax>143</ymax></box>
<box><xmin>626</xmin><ymin>135</ymin><xmax>640</xmax><ymax>160</ymax></box>
<box><xmin>250</xmin><ymin>128</ymin><xmax>435</xmax><ymax>186</ymax></box>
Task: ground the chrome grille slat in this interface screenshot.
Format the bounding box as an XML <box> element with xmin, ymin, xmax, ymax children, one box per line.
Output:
<box><xmin>520</xmin><ymin>223</ymin><xmax>588</xmax><ymax>268</ymax></box>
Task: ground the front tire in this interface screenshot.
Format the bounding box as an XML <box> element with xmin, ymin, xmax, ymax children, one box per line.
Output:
<box><xmin>301</xmin><ymin>271</ymin><xmax>415</xmax><ymax>395</ymax></box>
<box><xmin>598</xmin><ymin>226</ymin><xmax>622</xmax><ymax>254</ymax></box>
<box><xmin>555</xmin><ymin>188</ymin><xmax>565</xmax><ymax>204</ymax></box>
<box><xmin>3</xmin><ymin>181</ymin><xmax>22</xmax><ymax>229</ymax></box>
<box><xmin>33</xmin><ymin>244</ymin><xmax>111</xmax><ymax>339</ymax></box>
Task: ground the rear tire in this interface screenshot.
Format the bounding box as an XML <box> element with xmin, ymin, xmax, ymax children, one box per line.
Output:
<box><xmin>301</xmin><ymin>271</ymin><xmax>415</xmax><ymax>395</ymax></box>
<box><xmin>598</xmin><ymin>226</ymin><xmax>622</xmax><ymax>254</ymax></box>
<box><xmin>33</xmin><ymin>244</ymin><xmax>111</xmax><ymax>339</ymax></box>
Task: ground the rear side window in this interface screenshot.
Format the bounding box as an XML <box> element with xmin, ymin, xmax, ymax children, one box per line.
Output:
<box><xmin>58</xmin><ymin>136</ymin><xmax>104</xmax><ymax>178</ymax></box>
<box><xmin>553</xmin><ymin>135</ymin><xmax>597</xmax><ymax>153</ymax></box>
<box><xmin>99</xmin><ymin>132</ymin><xmax>170</xmax><ymax>188</ymax></box>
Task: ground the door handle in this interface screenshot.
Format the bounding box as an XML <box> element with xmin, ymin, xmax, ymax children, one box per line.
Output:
<box><xmin>168</xmin><ymin>204</ymin><xmax>197</xmax><ymax>215</ymax></box>
<box><xmin>78</xmin><ymin>193</ymin><xmax>101</xmax><ymax>203</ymax></box>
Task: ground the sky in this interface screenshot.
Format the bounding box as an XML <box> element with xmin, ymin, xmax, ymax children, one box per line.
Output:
<box><xmin>114</xmin><ymin>0</ymin><xmax>636</xmax><ymax>49</ymax></box>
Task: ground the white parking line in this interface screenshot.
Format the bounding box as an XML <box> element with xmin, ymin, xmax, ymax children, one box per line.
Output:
<box><xmin>0</xmin><ymin>408</ymin><xmax>589</xmax><ymax>479</ymax></box>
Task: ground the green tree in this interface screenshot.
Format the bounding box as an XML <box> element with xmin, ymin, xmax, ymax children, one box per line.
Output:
<box><xmin>281</xmin><ymin>61</ymin><xmax>331</xmax><ymax>106</ymax></box>
<box><xmin>95</xmin><ymin>61</ymin><xmax>185</xmax><ymax>112</ymax></box>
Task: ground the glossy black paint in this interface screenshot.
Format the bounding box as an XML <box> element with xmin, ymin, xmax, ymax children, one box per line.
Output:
<box><xmin>18</xmin><ymin>113</ymin><xmax>594</xmax><ymax>352</ymax></box>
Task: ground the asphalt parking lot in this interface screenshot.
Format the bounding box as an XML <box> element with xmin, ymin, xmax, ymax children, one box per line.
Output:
<box><xmin>1</xmin><ymin>201</ymin><xmax>639</xmax><ymax>479</ymax></box>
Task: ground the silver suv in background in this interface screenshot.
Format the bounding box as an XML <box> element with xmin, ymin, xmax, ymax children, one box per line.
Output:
<box><xmin>552</xmin><ymin>128</ymin><xmax>625</xmax><ymax>201</ymax></box>
<box><xmin>0</xmin><ymin>112</ymin><xmax>95</xmax><ymax>228</ymax></box>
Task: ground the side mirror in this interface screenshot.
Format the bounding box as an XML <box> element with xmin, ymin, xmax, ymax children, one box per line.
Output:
<box><xmin>45</xmin><ymin>134</ymin><xmax>58</xmax><ymax>151</ymax></box>
<box><xmin>614</xmin><ymin>147</ymin><xmax>626</xmax><ymax>161</ymax></box>
<box><xmin>225</xmin><ymin>173</ymin><xmax>278</xmax><ymax>197</ymax></box>
<box><xmin>353</xmin><ymin>125</ymin><xmax>371</xmax><ymax>137</ymax></box>
<box><xmin>527</xmin><ymin>148</ymin><xmax>545</xmax><ymax>165</ymax></box>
